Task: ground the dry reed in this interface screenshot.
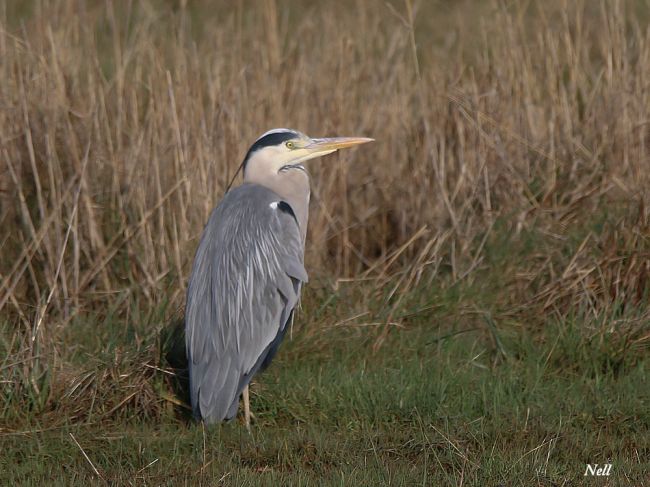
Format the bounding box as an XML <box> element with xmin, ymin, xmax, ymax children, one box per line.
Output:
<box><xmin>0</xmin><ymin>0</ymin><xmax>649</xmax><ymax>418</ymax></box>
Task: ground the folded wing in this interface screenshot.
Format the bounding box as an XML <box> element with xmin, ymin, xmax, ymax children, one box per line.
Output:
<box><xmin>185</xmin><ymin>184</ymin><xmax>307</xmax><ymax>423</ymax></box>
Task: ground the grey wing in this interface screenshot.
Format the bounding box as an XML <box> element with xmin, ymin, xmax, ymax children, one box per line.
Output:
<box><xmin>185</xmin><ymin>186</ymin><xmax>308</xmax><ymax>424</ymax></box>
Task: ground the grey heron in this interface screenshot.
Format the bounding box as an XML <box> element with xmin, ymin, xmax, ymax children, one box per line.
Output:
<box><xmin>185</xmin><ymin>128</ymin><xmax>373</xmax><ymax>426</ymax></box>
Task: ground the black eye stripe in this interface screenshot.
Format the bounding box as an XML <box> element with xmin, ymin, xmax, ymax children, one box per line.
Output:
<box><xmin>252</xmin><ymin>131</ymin><xmax>297</xmax><ymax>149</ymax></box>
<box><xmin>242</xmin><ymin>131</ymin><xmax>299</xmax><ymax>170</ymax></box>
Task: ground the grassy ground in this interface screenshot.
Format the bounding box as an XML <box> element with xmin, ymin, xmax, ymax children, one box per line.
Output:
<box><xmin>2</xmin><ymin>222</ymin><xmax>649</xmax><ymax>485</ymax></box>
<box><xmin>2</xmin><ymin>303</ymin><xmax>649</xmax><ymax>485</ymax></box>
<box><xmin>1</xmin><ymin>0</ymin><xmax>650</xmax><ymax>485</ymax></box>
<box><xmin>2</xmin><ymin>305</ymin><xmax>648</xmax><ymax>485</ymax></box>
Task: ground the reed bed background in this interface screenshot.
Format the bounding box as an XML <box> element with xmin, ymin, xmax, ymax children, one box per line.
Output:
<box><xmin>2</xmin><ymin>0</ymin><xmax>648</xmax><ymax>323</ymax></box>
<box><xmin>1</xmin><ymin>0</ymin><xmax>649</xmax><ymax>483</ymax></box>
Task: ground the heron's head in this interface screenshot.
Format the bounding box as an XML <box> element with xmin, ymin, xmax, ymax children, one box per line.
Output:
<box><xmin>242</xmin><ymin>128</ymin><xmax>373</xmax><ymax>182</ymax></box>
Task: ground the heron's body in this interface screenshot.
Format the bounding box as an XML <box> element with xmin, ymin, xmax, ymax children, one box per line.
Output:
<box><xmin>186</xmin><ymin>183</ymin><xmax>307</xmax><ymax>422</ymax></box>
<box><xmin>185</xmin><ymin>129</ymin><xmax>372</xmax><ymax>425</ymax></box>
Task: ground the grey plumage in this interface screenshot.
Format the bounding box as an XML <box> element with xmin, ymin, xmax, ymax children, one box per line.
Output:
<box><xmin>185</xmin><ymin>128</ymin><xmax>372</xmax><ymax>425</ymax></box>
<box><xmin>186</xmin><ymin>184</ymin><xmax>307</xmax><ymax>422</ymax></box>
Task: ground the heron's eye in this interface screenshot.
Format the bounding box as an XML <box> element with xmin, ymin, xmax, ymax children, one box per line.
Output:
<box><xmin>285</xmin><ymin>141</ymin><xmax>295</xmax><ymax>149</ymax></box>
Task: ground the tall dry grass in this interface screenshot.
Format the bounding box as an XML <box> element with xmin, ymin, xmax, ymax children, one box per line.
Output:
<box><xmin>1</xmin><ymin>0</ymin><xmax>649</xmax><ymax>341</ymax></box>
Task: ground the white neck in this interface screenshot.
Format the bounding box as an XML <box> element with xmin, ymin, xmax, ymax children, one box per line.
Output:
<box><xmin>243</xmin><ymin>149</ymin><xmax>311</xmax><ymax>242</ymax></box>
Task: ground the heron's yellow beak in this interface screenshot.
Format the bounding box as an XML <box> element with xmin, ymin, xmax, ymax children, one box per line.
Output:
<box><xmin>305</xmin><ymin>136</ymin><xmax>374</xmax><ymax>155</ymax></box>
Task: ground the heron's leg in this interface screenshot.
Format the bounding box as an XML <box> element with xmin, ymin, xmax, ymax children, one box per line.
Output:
<box><xmin>243</xmin><ymin>384</ymin><xmax>251</xmax><ymax>431</ymax></box>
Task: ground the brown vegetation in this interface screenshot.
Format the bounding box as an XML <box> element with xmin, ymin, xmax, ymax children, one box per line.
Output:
<box><xmin>1</xmin><ymin>0</ymin><xmax>649</xmax><ymax>426</ymax></box>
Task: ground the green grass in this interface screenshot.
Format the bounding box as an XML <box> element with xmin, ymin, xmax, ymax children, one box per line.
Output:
<box><xmin>2</xmin><ymin>214</ymin><xmax>649</xmax><ymax>485</ymax></box>
<box><xmin>2</xmin><ymin>1</ymin><xmax>649</xmax><ymax>483</ymax></box>
<box><xmin>2</xmin><ymin>297</ymin><xmax>648</xmax><ymax>485</ymax></box>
